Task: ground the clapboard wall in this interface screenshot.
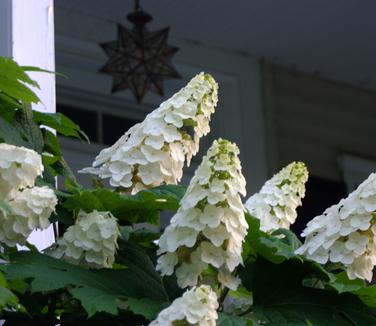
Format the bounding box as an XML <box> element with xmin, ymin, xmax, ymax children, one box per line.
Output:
<box><xmin>263</xmin><ymin>62</ymin><xmax>376</xmax><ymax>181</ymax></box>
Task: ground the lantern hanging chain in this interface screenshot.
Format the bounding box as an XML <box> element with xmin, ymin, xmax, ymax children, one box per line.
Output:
<box><xmin>135</xmin><ymin>0</ymin><xmax>141</xmax><ymax>11</ymax></box>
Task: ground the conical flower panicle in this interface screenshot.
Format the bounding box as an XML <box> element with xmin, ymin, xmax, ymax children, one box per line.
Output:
<box><xmin>245</xmin><ymin>161</ymin><xmax>308</xmax><ymax>232</ymax></box>
<box><xmin>296</xmin><ymin>173</ymin><xmax>376</xmax><ymax>281</ymax></box>
<box><xmin>80</xmin><ymin>73</ymin><xmax>218</xmax><ymax>194</ymax></box>
<box><xmin>0</xmin><ymin>186</ymin><xmax>57</xmax><ymax>247</ymax></box>
<box><xmin>149</xmin><ymin>285</ymin><xmax>218</xmax><ymax>326</ymax></box>
<box><xmin>51</xmin><ymin>210</ymin><xmax>120</xmax><ymax>269</ymax></box>
<box><xmin>156</xmin><ymin>139</ymin><xmax>247</xmax><ymax>290</ymax></box>
<box><xmin>0</xmin><ymin>143</ymin><xmax>43</xmax><ymax>199</ymax></box>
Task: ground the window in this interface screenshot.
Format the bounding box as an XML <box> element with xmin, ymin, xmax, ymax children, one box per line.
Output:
<box><xmin>58</xmin><ymin>105</ymin><xmax>140</xmax><ymax>145</ymax></box>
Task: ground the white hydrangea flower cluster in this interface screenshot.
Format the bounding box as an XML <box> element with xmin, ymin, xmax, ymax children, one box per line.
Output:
<box><xmin>80</xmin><ymin>73</ymin><xmax>218</xmax><ymax>194</ymax></box>
<box><xmin>0</xmin><ymin>143</ymin><xmax>57</xmax><ymax>247</ymax></box>
<box><xmin>296</xmin><ymin>173</ymin><xmax>376</xmax><ymax>281</ymax></box>
<box><xmin>149</xmin><ymin>285</ymin><xmax>218</xmax><ymax>326</ymax></box>
<box><xmin>156</xmin><ymin>139</ymin><xmax>247</xmax><ymax>290</ymax></box>
<box><xmin>51</xmin><ymin>210</ymin><xmax>120</xmax><ymax>269</ymax></box>
<box><xmin>244</xmin><ymin>162</ymin><xmax>308</xmax><ymax>233</ymax></box>
<box><xmin>0</xmin><ymin>143</ymin><xmax>43</xmax><ymax>199</ymax></box>
<box><xmin>0</xmin><ymin>186</ymin><xmax>57</xmax><ymax>246</ymax></box>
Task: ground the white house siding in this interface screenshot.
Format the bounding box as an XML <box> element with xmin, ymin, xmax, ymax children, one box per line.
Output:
<box><xmin>263</xmin><ymin>62</ymin><xmax>376</xmax><ymax>182</ymax></box>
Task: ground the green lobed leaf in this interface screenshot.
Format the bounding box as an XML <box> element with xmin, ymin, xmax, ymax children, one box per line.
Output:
<box><xmin>243</xmin><ymin>258</ymin><xmax>376</xmax><ymax>325</ymax></box>
<box><xmin>63</xmin><ymin>185</ymin><xmax>186</xmax><ymax>225</ymax></box>
<box><xmin>0</xmin><ymin>115</ymin><xmax>28</xmax><ymax>147</ymax></box>
<box><xmin>327</xmin><ymin>271</ymin><xmax>376</xmax><ymax>308</ymax></box>
<box><xmin>243</xmin><ymin>213</ymin><xmax>302</xmax><ymax>264</ymax></box>
<box><xmin>0</xmin><ymin>57</ymin><xmax>40</xmax><ymax>104</ymax></box>
<box><xmin>125</xmin><ymin>297</ymin><xmax>166</xmax><ymax>321</ymax></box>
<box><xmin>0</xmin><ymin>272</ymin><xmax>18</xmax><ymax>308</ymax></box>
<box><xmin>218</xmin><ymin>313</ymin><xmax>251</xmax><ymax>326</ymax></box>
<box><xmin>0</xmin><ymin>92</ymin><xmax>21</xmax><ymax>109</ymax></box>
<box><xmin>70</xmin><ymin>287</ymin><xmax>118</xmax><ymax>317</ymax></box>
<box><xmin>5</xmin><ymin>247</ymin><xmax>168</xmax><ymax>318</ymax></box>
<box><xmin>33</xmin><ymin>111</ymin><xmax>89</xmax><ymax>142</ymax></box>
<box><xmin>14</xmin><ymin>105</ymin><xmax>44</xmax><ymax>153</ymax></box>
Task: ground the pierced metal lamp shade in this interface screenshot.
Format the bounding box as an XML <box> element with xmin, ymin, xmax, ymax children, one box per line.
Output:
<box><xmin>99</xmin><ymin>5</ymin><xmax>181</xmax><ymax>103</ymax></box>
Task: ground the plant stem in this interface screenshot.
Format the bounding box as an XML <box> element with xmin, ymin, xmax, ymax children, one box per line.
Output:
<box><xmin>218</xmin><ymin>287</ymin><xmax>230</xmax><ymax>311</ymax></box>
<box><xmin>238</xmin><ymin>306</ymin><xmax>252</xmax><ymax>317</ymax></box>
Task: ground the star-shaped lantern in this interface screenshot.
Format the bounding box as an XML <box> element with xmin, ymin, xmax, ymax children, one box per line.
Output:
<box><xmin>99</xmin><ymin>0</ymin><xmax>181</xmax><ymax>103</ymax></box>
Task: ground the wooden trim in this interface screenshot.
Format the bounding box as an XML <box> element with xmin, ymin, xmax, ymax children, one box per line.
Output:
<box><xmin>261</xmin><ymin>61</ymin><xmax>280</xmax><ymax>176</ymax></box>
<box><xmin>0</xmin><ymin>0</ymin><xmax>12</xmax><ymax>56</ymax></box>
<box><xmin>2</xmin><ymin>0</ymin><xmax>57</xmax><ymax>250</ymax></box>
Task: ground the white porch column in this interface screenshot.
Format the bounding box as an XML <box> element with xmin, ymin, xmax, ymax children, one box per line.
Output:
<box><xmin>0</xmin><ymin>0</ymin><xmax>56</xmax><ymax>250</ymax></box>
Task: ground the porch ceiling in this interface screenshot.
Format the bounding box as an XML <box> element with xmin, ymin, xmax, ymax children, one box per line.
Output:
<box><xmin>55</xmin><ymin>0</ymin><xmax>376</xmax><ymax>89</ymax></box>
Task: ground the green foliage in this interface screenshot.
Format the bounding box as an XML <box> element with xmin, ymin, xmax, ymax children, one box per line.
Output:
<box><xmin>62</xmin><ymin>185</ymin><xmax>186</xmax><ymax>225</ymax></box>
<box><xmin>0</xmin><ymin>114</ymin><xmax>29</xmax><ymax>147</ymax></box>
<box><xmin>244</xmin><ymin>259</ymin><xmax>376</xmax><ymax>325</ymax></box>
<box><xmin>239</xmin><ymin>212</ymin><xmax>376</xmax><ymax>325</ymax></box>
<box><xmin>0</xmin><ymin>58</ymin><xmax>88</xmax><ymax>191</ymax></box>
<box><xmin>1</xmin><ymin>56</ymin><xmax>376</xmax><ymax>324</ymax></box>
<box><xmin>14</xmin><ymin>105</ymin><xmax>44</xmax><ymax>153</ymax></box>
<box><xmin>243</xmin><ymin>212</ymin><xmax>303</xmax><ymax>264</ymax></box>
<box><xmin>0</xmin><ymin>273</ymin><xmax>18</xmax><ymax>309</ymax></box>
<box><xmin>33</xmin><ymin>111</ymin><xmax>89</xmax><ymax>142</ymax></box>
<box><xmin>5</xmin><ymin>244</ymin><xmax>168</xmax><ymax>320</ymax></box>
<box><xmin>0</xmin><ymin>57</ymin><xmax>40</xmax><ymax>105</ymax></box>
<box><xmin>218</xmin><ymin>313</ymin><xmax>250</xmax><ymax>325</ymax></box>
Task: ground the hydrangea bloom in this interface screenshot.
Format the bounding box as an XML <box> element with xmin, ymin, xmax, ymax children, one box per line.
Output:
<box><xmin>51</xmin><ymin>210</ymin><xmax>120</xmax><ymax>269</ymax></box>
<box><xmin>0</xmin><ymin>143</ymin><xmax>43</xmax><ymax>199</ymax></box>
<box><xmin>244</xmin><ymin>162</ymin><xmax>308</xmax><ymax>232</ymax></box>
<box><xmin>80</xmin><ymin>73</ymin><xmax>218</xmax><ymax>194</ymax></box>
<box><xmin>156</xmin><ymin>139</ymin><xmax>247</xmax><ymax>290</ymax></box>
<box><xmin>296</xmin><ymin>173</ymin><xmax>376</xmax><ymax>281</ymax></box>
<box><xmin>149</xmin><ymin>285</ymin><xmax>218</xmax><ymax>326</ymax></box>
<box><xmin>0</xmin><ymin>186</ymin><xmax>57</xmax><ymax>247</ymax></box>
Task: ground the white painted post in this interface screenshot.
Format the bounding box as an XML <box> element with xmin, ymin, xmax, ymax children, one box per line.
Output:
<box><xmin>0</xmin><ymin>0</ymin><xmax>56</xmax><ymax>250</ymax></box>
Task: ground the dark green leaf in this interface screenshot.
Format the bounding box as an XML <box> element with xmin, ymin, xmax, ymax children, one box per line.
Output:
<box><xmin>33</xmin><ymin>111</ymin><xmax>89</xmax><ymax>142</ymax></box>
<box><xmin>0</xmin><ymin>57</ymin><xmax>40</xmax><ymax>104</ymax></box>
<box><xmin>49</xmin><ymin>205</ymin><xmax>75</xmax><ymax>226</ymax></box>
<box><xmin>0</xmin><ymin>273</ymin><xmax>18</xmax><ymax>308</ymax></box>
<box><xmin>0</xmin><ymin>115</ymin><xmax>28</xmax><ymax>147</ymax></box>
<box><xmin>243</xmin><ymin>213</ymin><xmax>302</xmax><ymax>264</ymax></box>
<box><xmin>329</xmin><ymin>272</ymin><xmax>365</xmax><ymax>294</ymax></box>
<box><xmin>246</xmin><ymin>258</ymin><xmax>376</xmax><ymax>326</ymax></box>
<box><xmin>116</xmin><ymin>240</ymin><xmax>168</xmax><ymax>302</ymax></box>
<box><xmin>63</xmin><ymin>185</ymin><xmax>186</xmax><ymax>225</ymax></box>
<box><xmin>328</xmin><ymin>272</ymin><xmax>376</xmax><ymax>308</ymax></box>
<box><xmin>14</xmin><ymin>105</ymin><xmax>44</xmax><ymax>153</ymax></box>
<box><xmin>0</xmin><ymin>286</ymin><xmax>18</xmax><ymax>308</ymax></box>
<box><xmin>126</xmin><ymin>297</ymin><xmax>166</xmax><ymax>320</ymax></box>
<box><xmin>42</xmin><ymin>128</ymin><xmax>62</xmax><ymax>156</ymax></box>
<box><xmin>70</xmin><ymin>287</ymin><xmax>118</xmax><ymax>317</ymax></box>
<box><xmin>6</xmin><ymin>246</ymin><xmax>168</xmax><ymax>318</ymax></box>
<box><xmin>218</xmin><ymin>313</ymin><xmax>250</xmax><ymax>326</ymax></box>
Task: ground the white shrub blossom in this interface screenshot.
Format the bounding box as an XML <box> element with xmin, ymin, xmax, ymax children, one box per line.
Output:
<box><xmin>51</xmin><ymin>210</ymin><xmax>120</xmax><ymax>269</ymax></box>
<box><xmin>245</xmin><ymin>162</ymin><xmax>308</xmax><ymax>232</ymax></box>
<box><xmin>149</xmin><ymin>285</ymin><xmax>218</xmax><ymax>326</ymax></box>
<box><xmin>296</xmin><ymin>173</ymin><xmax>376</xmax><ymax>281</ymax></box>
<box><xmin>156</xmin><ymin>139</ymin><xmax>247</xmax><ymax>290</ymax></box>
<box><xmin>0</xmin><ymin>186</ymin><xmax>57</xmax><ymax>247</ymax></box>
<box><xmin>0</xmin><ymin>143</ymin><xmax>43</xmax><ymax>199</ymax></box>
<box><xmin>80</xmin><ymin>73</ymin><xmax>218</xmax><ymax>194</ymax></box>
